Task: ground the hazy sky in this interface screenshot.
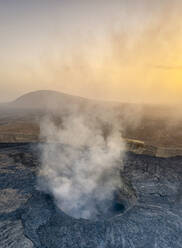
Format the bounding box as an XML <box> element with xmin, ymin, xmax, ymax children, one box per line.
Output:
<box><xmin>0</xmin><ymin>0</ymin><xmax>182</xmax><ymax>103</ymax></box>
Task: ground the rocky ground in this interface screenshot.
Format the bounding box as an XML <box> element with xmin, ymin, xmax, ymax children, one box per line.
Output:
<box><xmin>0</xmin><ymin>143</ymin><xmax>182</xmax><ymax>248</ymax></box>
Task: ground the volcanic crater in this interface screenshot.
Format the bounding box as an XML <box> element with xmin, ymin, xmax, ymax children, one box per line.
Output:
<box><xmin>0</xmin><ymin>143</ymin><xmax>182</xmax><ymax>248</ymax></box>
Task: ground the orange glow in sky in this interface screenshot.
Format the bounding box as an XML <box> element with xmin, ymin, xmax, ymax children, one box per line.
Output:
<box><xmin>0</xmin><ymin>0</ymin><xmax>182</xmax><ymax>104</ymax></box>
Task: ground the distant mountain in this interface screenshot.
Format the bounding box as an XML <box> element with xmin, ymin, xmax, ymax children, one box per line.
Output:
<box><xmin>10</xmin><ymin>90</ymin><xmax>88</xmax><ymax>110</ymax></box>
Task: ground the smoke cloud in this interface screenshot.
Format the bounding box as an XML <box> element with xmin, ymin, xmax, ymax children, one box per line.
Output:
<box><xmin>38</xmin><ymin>104</ymin><xmax>125</xmax><ymax>220</ymax></box>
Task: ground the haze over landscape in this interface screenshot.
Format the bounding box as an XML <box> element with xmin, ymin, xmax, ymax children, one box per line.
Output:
<box><xmin>1</xmin><ymin>0</ymin><xmax>182</xmax><ymax>104</ymax></box>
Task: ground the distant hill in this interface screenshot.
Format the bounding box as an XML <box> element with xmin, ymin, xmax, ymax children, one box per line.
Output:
<box><xmin>10</xmin><ymin>90</ymin><xmax>88</xmax><ymax>110</ymax></box>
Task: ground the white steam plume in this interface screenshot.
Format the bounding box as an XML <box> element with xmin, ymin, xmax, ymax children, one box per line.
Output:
<box><xmin>38</xmin><ymin>105</ymin><xmax>125</xmax><ymax>220</ymax></box>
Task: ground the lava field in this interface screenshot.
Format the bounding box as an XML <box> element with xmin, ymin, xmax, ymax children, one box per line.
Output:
<box><xmin>0</xmin><ymin>143</ymin><xmax>182</xmax><ymax>248</ymax></box>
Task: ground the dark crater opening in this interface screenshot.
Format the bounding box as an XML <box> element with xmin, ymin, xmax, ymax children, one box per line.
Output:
<box><xmin>55</xmin><ymin>187</ymin><xmax>136</xmax><ymax>221</ymax></box>
<box><xmin>112</xmin><ymin>201</ymin><xmax>126</xmax><ymax>213</ymax></box>
<box><xmin>38</xmin><ymin>144</ymin><xmax>137</xmax><ymax>221</ymax></box>
<box><xmin>38</xmin><ymin>171</ymin><xmax>137</xmax><ymax>221</ymax></box>
<box><xmin>91</xmin><ymin>190</ymin><xmax>133</xmax><ymax>220</ymax></box>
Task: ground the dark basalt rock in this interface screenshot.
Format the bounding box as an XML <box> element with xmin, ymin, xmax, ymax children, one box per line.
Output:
<box><xmin>0</xmin><ymin>143</ymin><xmax>182</xmax><ymax>248</ymax></box>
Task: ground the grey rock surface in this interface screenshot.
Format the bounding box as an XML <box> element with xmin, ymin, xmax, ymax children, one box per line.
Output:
<box><xmin>0</xmin><ymin>143</ymin><xmax>182</xmax><ymax>248</ymax></box>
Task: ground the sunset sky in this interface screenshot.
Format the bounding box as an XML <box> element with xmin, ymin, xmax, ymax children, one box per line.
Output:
<box><xmin>0</xmin><ymin>0</ymin><xmax>182</xmax><ymax>103</ymax></box>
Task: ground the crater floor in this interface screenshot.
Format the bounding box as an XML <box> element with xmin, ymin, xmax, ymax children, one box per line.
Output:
<box><xmin>0</xmin><ymin>143</ymin><xmax>182</xmax><ymax>248</ymax></box>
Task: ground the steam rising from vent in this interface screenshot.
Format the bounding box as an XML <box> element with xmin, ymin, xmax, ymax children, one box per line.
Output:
<box><xmin>38</xmin><ymin>106</ymin><xmax>125</xmax><ymax>220</ymax></box>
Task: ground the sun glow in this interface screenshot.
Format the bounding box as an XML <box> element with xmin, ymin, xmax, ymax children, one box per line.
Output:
<box><xmin>0</xmin><ymin>0</ymin><xmax>182</xmax><ymax>104</ymax></box>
